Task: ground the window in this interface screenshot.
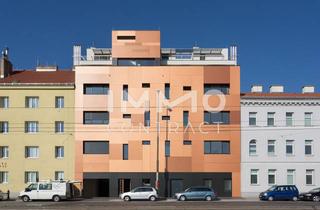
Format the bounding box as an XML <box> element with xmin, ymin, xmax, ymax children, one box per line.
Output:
<box><xmin>268</xmin><ymin>140</ymin><xmax>276</xmax><ymax>156</ymax></box>
<box><xmin>305</xmin><ymin>140</ymin><xmax>313</xmax><ymax>155</ymax></box>
<box><xmin>83</xmin><ymin>111</ymin><xmax>109</xmax><ymax>124</ymax></box>
<box><xmin>118</xmin><ymin>59</ymin><xmax>157</xmax><ymax>66</ymax></box>
<box><xmin>287</xmin><ymin>169</ymin><xmax>295</xmax><ymax>185</ymax></box>
<box><xmin>117</xmin><ymin>35</ymin><xmax>135</xmax><ymax>40</ymax></box>
<box><xmin>183</xmin><ymin>86</ymin><xmax>191</xmax><ymax>91</ymax></box>
<box><xmin>55</xmin><ymin>121</ymin><xmax>64</xmax><ymax>133</ymax></box>
<box><xmin>123</xmin><ymin>114</ymin><xmax>131</xmax><ymax>119</ymax></box>
<box><xmin>39</xmin><ymin>183</ymin><xmax>52</xmax><ymax>190</ymax></box>
<box><xmin>286</xmin><ymin>140</ymin><xmax>294</xmax><ymax>155</ymax></box>
<box><xmin>25</xmin><ymin>171</ymin><xmax>39</xmax><ymax>183</ymax></box>
<box><xmin>142</xmin><ymin>178</ymin><xmax>151</xmax><ymax>186</ymax></box>
<box><xmin>83</xmin><ymin>141</ymin><xmax>109</xmax><ymax>154</ymax></box>
<box><xmin>224</xmin><ymin>179</ymin><xmax>232</xmax><ymax>192</ymax></box>
<box><xmin>305</xmin><ymin>112</ymin><xmax>312</xmax><ymax>126</ymax></box>
<box><xmin>204</xmin><ymin>84</ymin><xmax>230</xmax><ymax>95</ymax></box>
<box><xmin>268</xmin><ymin>169</ymin><xmax>276</xmax><ymax>185</ymax></box>
<box><xmin>55</xmin><ymin>146</ymin><xmax>64</xmax><ymax>158</ymax></box>
<box><xmin>142</xmin><ymin>83</ymin><xmax>150</xmax><ymax>88</ymax></box>
<box><xmin>183</xmin><ymin>111</ymin><xmax>189</xmax><ymax>127</ymax></box>
<box><xmin>183</xmin><ymin>140</ymin><xmax>192</xmax><ymax>145</ymax></box>
<box><xmin>267</xmin><ymin>112</ymin><xmax>275</xmax><ymax>126</ymax></box>
<box><xmin>144</xmin><ymin>111</ymin><xmax>150</xmax><ymax>127</ymax></box>
<box><xmin>25</xmin><ymin>146</ymin><xmax>39</xmax><ymax>158</ymax></box>
<box><xmin>249</xmin><ymin>112</ymin><xmax>256</xmax><ymax>126</ymax></box>
<box><xmin>0</xmin><ymin>121</ymin><xmax>8</xmax><ymax>133</ymax></box>
<box><xmin>204</xmin><ymin>111</ymin><xmax>230</xmax><ymax>124</ymax></box>
<box><xmin>165</xmin><ymin>83</ymin><xmax>170</xmax><ymax>99</ymax></box>
<box><xmin>123</xmin><ymin>85</ymin><xmax>128</xmax><ymax>101</ymax></box>
<box><xmin>55</xmin><ymin>171</ymin><xmax>64</xmax><ymax>181</ymax></box>
<box><xmin>204</xmin><ymin>179</ymin><xmax>213</xmax><ymax>188</ymax></box>
<box><xmin>55</xmin><ymin>96</ymin><xmax>64</xmax><ymax>108</ymax></box>
<box><xmin>142</xmin><ymin>140</ymin><xmax>150</xmax><ymax>145</ymax></box>
<box><xmin>25</xmin><ymin>97</ymin><xmax>39</xmax><ymax>108</ymax></box>
<box><xmin>250</xmin><ymin>169</ymin><xmax>259</xmax><ymax>185</ymax></box>
<box><xmin>83</xmin><ymin>84</ymin><xmax>109</xmax><ymax>95</ymax></box>
<box><xmin>249</xmin><ymin>140</ymin><xmax>257</xmax><ymax>156</ymax></box>
<box><xmin>286</xmin><ymin>112</ymin><xmax>293</xmax><ymax>126</ymax></box>
<box><xmin>0</xmin><ymin>171</ymin><xmax>8</xmax><ymax>183</ymax></box>
<box><xmin>123</xmin><ymin>144</ymin><xmax>128</xmax><ymax>160</ymax></box>
<box><xmin>0</xmin><ymin>146</ymin><xmax>9</xmax><ymax>158</ymax></box>
<box><xmin>165</xmin><ymin>141</ymin><xmax>170</xmax><ymax>157</ymax></box>
<box><xmin>306</xmin><ymin>169</ymin><xmax>314</xmax><ymax>185</ymax></box>
<box><xmin>0</xmin><ymin>97</ymin><xmax>9</xmax><ymax>108</ymax></box>
<box><xmin>25</xmin><ymin>121</ymin><xmax>39</xmax><ymax>133</ymax></box>
<box><xmin>204</xmin><ymin>141</ymin><xmax>230</xmax><ymax>154</ymax></box>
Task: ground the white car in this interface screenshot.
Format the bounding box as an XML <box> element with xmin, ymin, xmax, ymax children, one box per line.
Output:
<box><xmin>120</xmin><ymin>187</ymin><xmax>158</xmax><ymax>201</ymax></box>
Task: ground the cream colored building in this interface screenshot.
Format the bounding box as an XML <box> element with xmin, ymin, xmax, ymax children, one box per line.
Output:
<box><xmin>0</xmin><ymin>55</ymin><xmax>75</xmax><ymax>197</ymax></box>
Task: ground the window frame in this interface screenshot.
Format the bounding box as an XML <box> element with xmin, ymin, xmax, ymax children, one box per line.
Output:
<box><xmin>204</xmin><ymin>141</ymin><xmax>230</xmax><ymax>154</ymax></box>
<box><xmin>83</xmin><ymin>141</ymin><xmax>109</xmax><ymax>154</ymax></box>
<box><xmin>83</xmin><ymin>111</ymin><xmax>109</xmax><ymax>125</ymax></box>
<box><xmin>250</xmin><ymin>169</ymin><xmax>259</xmax><ymax>185</ymax></box>
<box><xmin>83</xmin><ymin>84</ymin><xmax>109</xmax><ymax>95</ymax></box>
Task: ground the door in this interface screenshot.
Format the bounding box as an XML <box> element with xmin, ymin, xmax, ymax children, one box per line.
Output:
<box><xmin>38</xmin><ymin>183</ymin><xmax>53</xmax><ymax>199</ymax></box>
<box><xmin>170</xmin><ymin>179</ymin><xmax>183</xmax><ymax>197</ymax></box>
<box><xmin>118</xmin><ymin>179</ymin><xmax>131</xmax><ymax>194</ymax></box>
<box><xmin>131</xmin><ymin>187</ymin><xmax>144</xmax><ymax>199</ymax></box>
<box><xmin>27</xmin><ymin>183</ymin><xmax>39</xmax><ymax>200</ymax></box>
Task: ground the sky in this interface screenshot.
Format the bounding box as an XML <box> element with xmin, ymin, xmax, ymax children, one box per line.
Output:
<box><xmin>0</xmin><ymin>0</ymin><xmax>319</xmax><ymax>92</ymax></box>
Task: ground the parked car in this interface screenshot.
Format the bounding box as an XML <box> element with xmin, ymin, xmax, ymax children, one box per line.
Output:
<box><xmin>299</xmin><ymin>188</ymin><xmax>320</xmax><ymax>202</ymax></box>
<box><xmin>175</xmin><ymin>187</ymin><xmax>216</xmax><ymax>201</ymax></box>
<box><xmin>19</xmin><ymin>180</ymin><xmax>82</xmax><ymax>202</ymax></box>
<box><xmin>120</xmin><ymin>187</ymin><xmax>158</xmax><ymax>201</ymax></box>
<box><xmin>259</xmin><ymin>185</ymin><xmax>299</xmax><ymax>201</ymax></box>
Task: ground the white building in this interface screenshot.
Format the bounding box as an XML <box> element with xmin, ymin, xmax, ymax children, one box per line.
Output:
<box><xmin>241</xmin><ymin>85</ymin><xmax>320</xmax><ymax>197</ymax></box>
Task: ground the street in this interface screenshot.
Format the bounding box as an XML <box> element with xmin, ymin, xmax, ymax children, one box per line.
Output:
<box><xmin>1</xmin><ymin>199</ymin><xmax>320</xmax><ymax>210</ymax></box>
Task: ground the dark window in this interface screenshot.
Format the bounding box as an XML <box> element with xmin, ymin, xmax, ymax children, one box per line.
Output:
<box><xmin>83</xmin><ymin>84</ymin><xmax>109</xmax><ymax>95</ymax></box>
<box><xmin>117</xmin><ymin>59</ymin><xmax>157</xmax><ymax>66</ymax></box>
<box><xmin>183</xmin><ymin>86</ymin><xmax>191</xmax><ymax>91</ymax></box>
<box><xmin>55</xmin><ymin>96</ymin><xmax>64</xmax><ymax>108</ymax></box>
<box><xmin>83</xmin><ymin>141</ymin><xmax>109</xmax><ymax>154</ymax></box>
<box><xmin>204</xmin><ymin>141</ymin><xmax>230</xmax><ymax>154</ymax></box>
<box><xmin>117</xmin><ymin>35</ymin><xmax>135</xmax><ymax>40</ymax></box>
<box><xmin>123</xmin><ymin>85</ymin><xmax>128</xmax><ymax>101</ymax></box>
<box><xmin>142</xmin><ymin>83</ymin><xmax>150</xmax><ymax>88</ymax></box>
<box><xmin>123</xmin><ymin>144</ymin><xmax>128</xmax><ymax>160</ymax></box>
<box><xmin>183</xmin><ymin>140</ymin><xmax>192</xmax><ymax>145</ymax></box>
<box><xmin>83</xmin><ymin>111</ymin><xmax>109</xmax><ymax>124</ymax></box>
<box><xmin>162</xmin><ymin>115</ymin><xmax>170</xmax><ymax>120</ymax></box>
<box><xmin>142</xmin><ymin>140</ymin><xmax>150</xmax><ymax>145</ymax></box>
<box><xmin>165</xmin><ymin>83</ymin><xmax>170</xmax><ymax>99</ymax></box>
<box><xmin>183</xmin><ymin>111</ymin><xmax>189</xmax><ymax>127</ymax></box>
<box><xmin>165</xmin><ymin>140</ymin><xmax>170</xmax><ymax>157</ymax></box>
<box><xmin>123</xmin><ymin>114</ymin><xmax>131</xmax><ymax>119</ymax></box>
<box><xmin>142</xmin><ymin>179</ymin><xmax>151</xmax><ymax>186</ymax></box>
<box><xmin>204</xmin><ymin>111</ymin><xmax>230</xmax><ymax>124</ymax></box>
<box><xmin>204</xmin><ymin>84</ymin><xmax>230</xmax><ymax>95</ymax></box>
<box><xmin>144</xmin><ymin>111</ymin><xmax>150</xmax><ymax>127</ymax></box>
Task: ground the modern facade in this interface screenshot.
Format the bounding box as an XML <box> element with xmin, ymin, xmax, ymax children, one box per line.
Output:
<box><xmin>73</xmin><ymin>30</ymin><xmax>241</xmax><ymax>197</ymax></box>
<box><xmin>0</xmin><ymin>52</ymin><xmax>75</xmax><ymax>197</ymax></box>
<box><xmin>241</xmin><ymin>85</ymin><xmax>320</xmax><ymax>197</ymax></box>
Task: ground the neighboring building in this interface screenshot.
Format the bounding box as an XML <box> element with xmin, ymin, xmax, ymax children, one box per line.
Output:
<box><xmin>241</xmin><ymin>85</ymin><xmax>320</xmax><ymax>197</ymax></box>
<box><xmin>73</xmin><ymin>30</ymin><xmax>241</xmax><ymax>197</ymax></box>
<box><xmin>0</xmin><ymin>51</ymin><xmax>75</xmax><ymax>197</ymax></box>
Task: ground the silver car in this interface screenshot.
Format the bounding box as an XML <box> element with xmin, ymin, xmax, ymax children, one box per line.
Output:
<box><xmin>120</xmin><ymin>187</ymin><xmax>158</xmax><ymax>201</ymax></box>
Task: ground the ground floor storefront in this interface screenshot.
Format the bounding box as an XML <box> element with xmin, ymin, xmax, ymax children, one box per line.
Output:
<box><xmin>83</xmin><ymin>172</ymin><xmax>232</xmax><ymax>198</ymax></box>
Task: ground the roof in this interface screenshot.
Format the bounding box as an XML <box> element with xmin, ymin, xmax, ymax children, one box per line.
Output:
<box><xmin>0</xmin><ymin>70</ymin><xmax>75</xmax><ymax>84</ymax></box>
<box><xmin>241</xmin><ymin>92</ymin><xmax>320</xmax><ymax>99</ymax></box>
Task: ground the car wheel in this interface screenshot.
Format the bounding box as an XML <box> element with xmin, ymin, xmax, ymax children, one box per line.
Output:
<box><xmin>292</xmin><ymin>196</ymin><xmax>298</xmax><ymax>201</ymax></box>
<box><xmin>313</xmin><ymin>196</ymin><xmax>320</xmax><ymax>202</ymax></box>
<box><xmin>124</xmin><ymin>196</ymin><xmax>131</xmax><ymax>201</ymax></box>
<box><xmin>22</xmin><ymin>196</ymin><xmax>30</xmax><ymax>202</ymax></box>
<box><xmin>53</xmin><ymin>195</ymin><xmax>61</xmax><ymax>202</ymax></box>
<box><xmin>205</xmin><ymin>195</ymin><xmax>212</xmax><ymax>201</ymax></box>
<box><xmin>179</xmin><ymin>195</ymin><xmax>186</xmax><ymax>201</ymax></box>
<box><xmin>268</xmin><ymin>196</ymin><xmax>274</xmax><ymax>201</ymax></box>
<box><xmin>149</xmin><ymin>195</ymin><xmax>156</xmax><ymax>201</ymax></box>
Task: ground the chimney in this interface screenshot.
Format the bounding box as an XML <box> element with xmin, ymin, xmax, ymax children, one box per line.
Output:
<box><xmin>302</xmin><ymin>85</ymin><xmax>315</xmax><ymax>93</ymax></box>
<box><xmin>251</xmin><ymin>85</ymin><xmax>263</xmax><ymax>93</ymax></box>
<box><xmin>36</xmin><ymin>65</ymin><xmax>57</xmax><ymax>72</ymax></box>
<box><xmin>270</xmin><ymin>85</ymin><xmax>284</xmax><ymax>93</ymax></box>
<box><xmin>0</xmin><ymin>47</ymin><xmax>13</xmax><ymax>78</ymax></box>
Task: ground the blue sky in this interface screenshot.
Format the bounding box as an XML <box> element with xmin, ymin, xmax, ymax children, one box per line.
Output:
<box><xmin>0</xmin><ymin>0</ymin><xmax>319</xmax><ymax>92</ymax></box>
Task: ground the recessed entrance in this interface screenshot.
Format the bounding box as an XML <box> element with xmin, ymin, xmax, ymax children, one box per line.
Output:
<box><xmin>118</xmin><ymin>178</ymin><xmax>131</xmax><ymax>194</ymax></box>
<box><xmin>83</xmin><ymin>179</ymin><xmax>109</xmax><ymax>197</ymax></box>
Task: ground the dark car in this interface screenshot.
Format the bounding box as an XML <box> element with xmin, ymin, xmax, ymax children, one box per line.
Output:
<box><xmin>299</xmin><ymin>188</ymin><xmax>320</xmax><ymax>202</ymax></box>
<box><xmin>259</xmin><ymin>185</ymin><xmax>299</xmax><ymax>201</ymax></box>
<box><xmin>174</xmin><ymin>187</ymin><xmax>216</xmax><ymax>201</ymax></box>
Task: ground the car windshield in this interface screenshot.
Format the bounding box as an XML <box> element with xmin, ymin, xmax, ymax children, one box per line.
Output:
<box><xmin>27</xmin><ymin>183</ymin><xmax>38</xmax><ymax>191</ymax></box>
<box><xmin>184</xmin><ymin>188</ymin><xmax>191</xmax><ymax>192</ymax></box>
<box><xmin>309</xmin><ymin>188</ymin><xmax>320</xmax><ymax>193</ymax></box>
<box><xmin>267</xmin><ymin>186</ymin><xmax>277</xmax><ymax>191</ymax></box>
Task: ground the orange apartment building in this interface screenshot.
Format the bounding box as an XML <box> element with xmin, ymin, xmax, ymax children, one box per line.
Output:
<box><xmin>73</xmin><ymin>30</ymin><xmax>240</xmax><ymax>197</ymax></box>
